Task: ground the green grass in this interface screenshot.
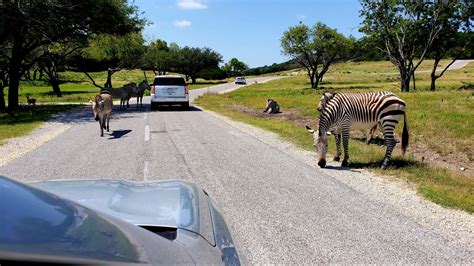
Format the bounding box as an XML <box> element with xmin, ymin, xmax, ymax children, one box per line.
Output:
<box><xmin>0</xmin><ymin>105</ymin><xmax>77</xmax><ymax>145</ymax></box>
<box><xmin>6</xmin><ymin>69</ymin><xmax>234</xmax><ymax>103</ymax></box>
<box><xmin>195</xmin><ymin>59</ymin><xmax>474</xmax><ymax>214</ymax></box>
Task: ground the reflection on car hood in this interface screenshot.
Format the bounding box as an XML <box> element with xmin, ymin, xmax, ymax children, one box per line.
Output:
<box><xmin>32</xmin><ymin>179</ymin><xmax>214</xmax><ymax>244</ymax></box>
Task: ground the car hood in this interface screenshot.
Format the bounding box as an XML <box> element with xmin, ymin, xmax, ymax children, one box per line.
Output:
<box><xmin>32</xmin><ymin>179</ymin><xmax>215</xmax><ymax>246</ymax></box>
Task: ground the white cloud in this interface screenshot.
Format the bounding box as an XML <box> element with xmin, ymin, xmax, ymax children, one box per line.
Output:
<box><xmin>177</xmin><ymin>0</ymin><xmax>208</xmax><ymax>10</ymax></box>
<box><xmin>297</xmin><ymin>14</ymin><xmax>307</xmax><ymax>20</ymax></box>
<box><xmin>174</xmin><ymin>20</ymin><xmax>192</xmax><ymax>28</ymax></box>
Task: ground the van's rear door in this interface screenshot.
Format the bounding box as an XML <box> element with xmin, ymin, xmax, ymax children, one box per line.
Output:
<box><xmin>154</xmin><ymin>77</ymin><xmax>186</xmax><ymax>98</ymax></box>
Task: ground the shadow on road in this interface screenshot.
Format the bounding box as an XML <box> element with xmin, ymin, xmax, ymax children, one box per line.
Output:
<box><xmin>51</xmin><ymin>104</ymin><xmax>151</xmax><ymax>124</ymax></box>
<box><xmin>108</xmin><ymin>129</ymin><xmax>132</xmax><ymax>139</ymax></box>
<box><xmin>152</xmin><ymin>105</ymin><xmax>202</xmax><ymax>112</ymax></box>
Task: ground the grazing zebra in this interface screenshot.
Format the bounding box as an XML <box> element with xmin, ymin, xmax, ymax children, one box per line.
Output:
<box><xmin>92</xmin><ymin>92</ymin><xmax>113</xmax><ymax>137</ymax></box>
<box><xmin>318</xmin><ymin>91</ymin><xmax>380</xmax><ymax>144</ymax></box>
<box><xmin>307</xmin><ymin>91</ymin><xmax>409</xmax><ymax>169</ymax></box>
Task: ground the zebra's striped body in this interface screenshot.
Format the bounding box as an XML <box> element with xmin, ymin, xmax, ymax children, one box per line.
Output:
<box><xmin>310</xmin><ymin>91</ymin><xmax>409</xmax><ymax>169</ymax></box>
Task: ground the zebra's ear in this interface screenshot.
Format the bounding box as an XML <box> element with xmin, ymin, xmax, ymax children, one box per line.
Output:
<box><xmin>305</xmin><ymin>125</ymin><xmax>315</xmax><ymax>133</ymax></box>
<box><xmin>323</xmin><ymin>91</ymin><xmax>336</xmax><ymax>100</ymax></box>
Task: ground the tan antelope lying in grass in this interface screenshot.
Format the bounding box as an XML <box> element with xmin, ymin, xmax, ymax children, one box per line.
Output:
<box><xmin>92</xmin><ymin>91</ymin><xmax>113</xmax><ymax>137</ymax></box>
<box><xmin>263</xmin><ymin>98</ymin><xmax>280</xmax><ymax>114</ymax></box>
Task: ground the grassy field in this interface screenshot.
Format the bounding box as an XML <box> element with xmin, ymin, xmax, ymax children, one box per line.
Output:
<box><xmin>195</xmin><ymin>59</ymin><xmax>474</xmax><ymax>213</ymax></box>
<box><xmin>4</xmin><ymin>69</ymin><xmax>232</xmax><ymax>104</ymax></box>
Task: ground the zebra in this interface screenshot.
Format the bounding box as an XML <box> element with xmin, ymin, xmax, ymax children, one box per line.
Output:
<box><xmin>306</xmin><ymin>91</ymin><xmax>409</xmax><ymax>169</ymax></box>
<box><xmin>318</xmin><ymin>91</ymin><xmax>380</xmax><ymax>144</ymax></box>
<box><xmin>135</xmin><ymin>80</ymin><xmax>149</xmax><ymax>108</ymax></box>
<box><xmin>92</xmin><ymin>92</ymin><xmax>113</xmax><ymax>137</ymax></box>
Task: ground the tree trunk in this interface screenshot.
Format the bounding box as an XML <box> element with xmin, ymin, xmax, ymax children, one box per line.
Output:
<box><xmin>8</xmin><ymin>38</ymin><xmax>23</xmax><ymax>111</ymax></box>
<box><xmin>50</xmin><ymin>78</ymin><xmax>62</xmax><ymax>97</ymax></box>
<box><xmin>399</xmin><ymin>68</ymin><xmax>411</xmax><ymax>92</ymax></box>
<box><xmin>313</xmin><ymin>74</ymin><xmax>320</xmax><ymax>88</ymax></box>
<box><xmin>104</xmin><ymin>68</ymin><xmax>120</xmax><ymax>88</ymax></box>
<box><xmin>104</xmin><ymin>70</ymin><xmax>113</xmax><ymax>88</ymax></box>
<box><xmin>0</xmin><ymin>85</ymin><xmax>5</xmax><ymax>111</ymax></box>
<box><xmin>430</xmin><ymin>57</ymin><xmax>442</xmax><ymax>92</ymax></box>
<box><xmin>33</xmin><ymin>68</ymin><xmax>38</xmax><ymax>80</ymax></box>
<box><xmin>411</xmin><ymin>70</ymin><xmax>416</xmax><ymax>91</ymax></box>
<box><xmin>191</xmin><ymin>76</ymin><xmax>196</xmax><ymax>84</ymax></box>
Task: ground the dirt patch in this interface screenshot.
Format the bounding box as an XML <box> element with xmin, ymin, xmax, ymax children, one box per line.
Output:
<box><xmin>228</xmin><ymin>104</ymin><xmax>473</xmax><ymax>176</ymax></box>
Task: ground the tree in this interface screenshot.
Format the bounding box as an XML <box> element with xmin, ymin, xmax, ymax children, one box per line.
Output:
<box><xmin>37</xmin><ymin>42</ymin><xmax>82</xmax><ymax>97</ymax></box>
<box><xmin>428</xmin><ymin>1</ymin><xmax>472</xmax><ymax>91</ymax></box>
<box><xmin>83</xmin><ymin>32</ymin><xmax>145</xmax><ymax>88</ymax></box>
<box><xmin>223</xmin><ymin>58</ymin><xmax>249</xmax><ymax>77</ymax></box>
<box><xmin>142</xmin><ymin>39</ymin><xmax>170</xmax><ymax>75</ymax></box>
<box><xmin>173</xmin><ymin>47</ymin><xmax>222</xmax><ymax>84</ymax></box>
<box><xmin>0</xmin><ymin>0</ymin><xmax>144</xmax><ymax>111</ymax></box>
<box><xmin>0</xmin><ymin>50</ymin><xmax>8</xmax><ymax>111</ymax></box>
<box><xmin>281</xmin><ymin>22</ymin><xmax>353</xmax><ymax>89</ymax></box>
<box><xmin>360</xmin><ymin>1</ymin><xmax>448</xmax><ymax>92</ymax></box>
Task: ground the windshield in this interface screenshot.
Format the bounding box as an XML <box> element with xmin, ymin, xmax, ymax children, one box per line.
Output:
<box><xmin>154</xmin><ymin>77</ymin><xmax>186</xmax><ymax>86</ymax></box>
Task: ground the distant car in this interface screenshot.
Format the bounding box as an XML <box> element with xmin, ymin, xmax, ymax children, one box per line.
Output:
<box><xmin>0</xmin><ymin>176</ymin><xmax>242</xmax><ymax>265</ymax></box>
<box><xmin>150</xmin><ymin>75</ymin><xmax>189</xmax><ymax>110</ymax></box>
<box><xmin>235</xmin><ymin>77</ymin><xmax>246</xmax><ymax>85</ymax></box>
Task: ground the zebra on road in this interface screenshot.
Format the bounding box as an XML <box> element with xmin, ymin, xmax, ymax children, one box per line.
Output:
<box><xmin>307</xmin><ymin>91</ymin><xmax>409</xmax><ymax>169</ymax></box>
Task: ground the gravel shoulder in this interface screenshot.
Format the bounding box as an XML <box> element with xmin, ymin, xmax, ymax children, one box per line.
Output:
<box><xmin>198</xmin><ymin>106</ymin><xmax>474</xmax><ymax>254</ymax></box>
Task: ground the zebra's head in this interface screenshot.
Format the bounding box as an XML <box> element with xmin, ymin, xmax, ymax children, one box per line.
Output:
<box><xmin>92</xmin><ymin>95</ymin><xmax>105</xmax><ymax>121</ymax></box>
<box><xmin>306</xmin><ymin>125</ymin><xmax>328</xmax><ymax>168</ymax></box>
<box><xmin>317</xmin><ymin>91</ymin><xmax>336</xmax><ymax>112</ymax></box>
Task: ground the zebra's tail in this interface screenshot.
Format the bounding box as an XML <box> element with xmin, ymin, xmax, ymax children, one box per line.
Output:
<box><xmin>401</xmin><ymin>112</ymin><xmax>409</xmax><ymax>156</ymax></box>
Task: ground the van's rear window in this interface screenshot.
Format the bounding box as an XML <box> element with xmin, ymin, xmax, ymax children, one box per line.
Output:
<box><xmin>154</xmin><ymin>77</ymin><xmax>186</xmax><ymax>86</ymax></box>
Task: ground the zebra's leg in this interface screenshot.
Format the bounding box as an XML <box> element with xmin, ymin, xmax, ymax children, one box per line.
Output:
<box><xmin>341</xmin><ymin>128</ymin><xmax>350</xmax><ymax>167</ymax></box>
<box><xmin>99</xmin><ymin>119</ymin><xmax>104</xmax><ymax>137</ymax></box>
<box><xmin>333</xmin><ymin>132</ymin><xmax>341</xmax><ymax>161</ymax></box>
<box><xmin>381</xmin><ymin>124</ymin><xmax>397</xmax><ymax>169</ymax></box>
<box><xmin>366</xmin><ymin>124</ymin><xmax>377</xmax><ymax>144</ymax></box>
<box><xmin>106</xmin><ymin>114</ymin><xmax>110</xmax><ymax>132</ymax></box>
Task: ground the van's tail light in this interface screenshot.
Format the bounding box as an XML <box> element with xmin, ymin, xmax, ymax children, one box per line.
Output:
<box><xmin>185</xmin><ymin>86</ymin><xmax>189</xmax><ymax>94</ymax></box>
<box><xmin>150</xmin><ymin>85</ymin><xmax>155</xmax><ymax>94</ymax></box>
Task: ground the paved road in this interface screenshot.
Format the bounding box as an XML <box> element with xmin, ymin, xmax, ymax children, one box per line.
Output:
<box><xmin>1</xmin><ymin>78</ymin><xmax>473</xmax><ymax>263</ymax></box>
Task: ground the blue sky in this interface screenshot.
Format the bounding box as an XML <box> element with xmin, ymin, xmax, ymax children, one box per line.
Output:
<box><xmin>135</xmin><ymin>0</ymin><xmax>363</xmax><ymax>68</ymax></box>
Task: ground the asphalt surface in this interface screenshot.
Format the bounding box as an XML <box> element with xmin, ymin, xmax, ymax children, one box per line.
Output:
<box><xmin>1</xmin><ymin>77</ymin><xmax>473</xmax><ymax>263</ymax></box>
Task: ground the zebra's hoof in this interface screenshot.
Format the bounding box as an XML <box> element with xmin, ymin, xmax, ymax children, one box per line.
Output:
<box><xmin>381</xmin><ymin>164</ymin><xmax>387</xmax><ymax>170</ymax></box>
<box><xmin>341</xmin><ymin>160</ymin><xmax>348</xmax><ymax>167</ymax></box>
<box><xmin>318</xmin><ymin>160</ymin><xmax>326</xmax><ymax>168</ymax></box>
<box><xmin>333</xmin><ymin>156</ymin><xmax>340</xmax><ymax>161</ymax></box>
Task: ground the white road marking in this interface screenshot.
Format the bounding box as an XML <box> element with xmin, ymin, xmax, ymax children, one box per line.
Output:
<box><xmin>143</xmin><ymin>161</ymin><xmax>150</xmax><ymax>181</ymax></box>
<box><xmin>144</xmin><ymin>113</ymin><xmax>148</xmax><ymax>120</ymax></box>
<box><xmin>145</xmin><ymin>125</ymin><xmax>150</xmax><ymax>142</ymax></box>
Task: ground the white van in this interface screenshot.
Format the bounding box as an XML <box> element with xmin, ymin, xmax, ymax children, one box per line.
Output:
<box><xmin>150</xmin><ymin>75</ymin><xmax>189</xmax><ymax>110</ymax></box>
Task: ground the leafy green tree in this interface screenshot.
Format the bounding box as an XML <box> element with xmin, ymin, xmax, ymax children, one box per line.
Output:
<box><xmin>142</xmin><ymin>39</ymin><xmax>170</xmax><ymax>75</ymax></box>
<box><xmin>223</xmin><ymin>58</ymin><xmax>249</xmax><ymax>77</ymax></box>
<box><xmin>281</xmin><ymin>22</ymin><xmax>353</xmax><ymax>89</ymax></box>
<box><xmin>37</xmin><ymin>42</ymin><xmax>83</xmax><ymax>97</ymax></box>
<box><xmin>173</xmin><ymin>47</ymin><xmax>222</xmax><ymax>84</ymax></box>
<box><xmin>360</xmin><ymin>1</ymin><xmax>449</xmax><ymax>92</ymax></box>
<box><xmin>0</xmin><ymin>0</ymin><xmax>144</xmax><ymax>111</ymax></box>
<box><xmin>83</xmin><ymin>32</ymin><xmax>145</xmax><ymax>88</ymax></box>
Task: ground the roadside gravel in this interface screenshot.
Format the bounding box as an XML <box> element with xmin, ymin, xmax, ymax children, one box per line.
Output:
<box><xmin>0</xmin><ymin>122</ymin><xmax>71</xmax><ymax>167</ymax></box>
<box><xmin>199</xmin><ymin>107</ymin><xmax>474</xmax><ymax>253</ymax></box>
